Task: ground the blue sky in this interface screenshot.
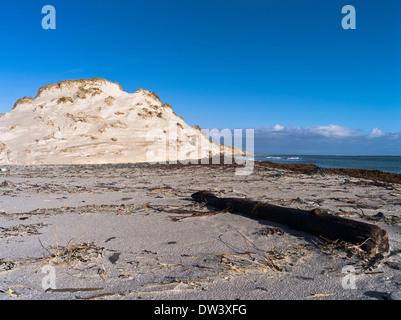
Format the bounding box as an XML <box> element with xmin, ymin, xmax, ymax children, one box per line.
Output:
<box><xmin>0</xmin><ymin>0</ymin><xmax>400</xmax><ymax>154</ymax></box>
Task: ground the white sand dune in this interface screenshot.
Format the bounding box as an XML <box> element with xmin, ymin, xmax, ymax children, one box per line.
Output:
<box><xmin>0</xmin><ymin>78</ymin><xmax>238</xmax><ymax>165</ymax></box>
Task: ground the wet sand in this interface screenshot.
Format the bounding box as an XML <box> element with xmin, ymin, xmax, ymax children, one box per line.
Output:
<box><xmin>0</xmin><ymin>161</ymin><xmax>400</xmax><ymax>300</ymax></box>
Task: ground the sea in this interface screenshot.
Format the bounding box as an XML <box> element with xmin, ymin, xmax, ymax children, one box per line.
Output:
<box><xmin>253</xmin><ymin>155</ymin><xmax>401</xmax><ymax>174</ymax></box>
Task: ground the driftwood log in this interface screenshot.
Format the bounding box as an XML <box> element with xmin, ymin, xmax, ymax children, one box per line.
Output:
<box><xmin>191</xmin><ymin>191</ymin><xmax>389</xmax><ymax>255</ymax></box>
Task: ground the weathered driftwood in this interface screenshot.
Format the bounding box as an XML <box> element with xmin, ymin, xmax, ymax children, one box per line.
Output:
<box><xmin>191</xmin><ymin>191</ymin><xmax>389</xmax><ymax>255</ymax></box>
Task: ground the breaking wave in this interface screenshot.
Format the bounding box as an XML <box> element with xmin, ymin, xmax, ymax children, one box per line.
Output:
<box><xmin>265</xmin><ymin>156</ymin><xmax>301</xmax><ymax>160</ymax></box>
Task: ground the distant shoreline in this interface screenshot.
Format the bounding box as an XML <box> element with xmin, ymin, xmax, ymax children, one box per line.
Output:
<box><xmin>259</xmin><ymin>160</ymin><xmax>401</xmax><ymax>185</ymax></box>
<box><xmin>255</xmin><ymin>154</ymin><xmax>401</xmax><ymax>157</ymax></box>
<box><xmin>253</xmin><ymin>154</ymin><xmax>401</xmax><ymax>175</ymax></box>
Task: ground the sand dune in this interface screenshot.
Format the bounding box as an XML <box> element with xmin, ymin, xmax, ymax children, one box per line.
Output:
<box><xmin>0</xmin><ymin>78</ymin><xmax>239</xmax><ymax>165</ymax></box>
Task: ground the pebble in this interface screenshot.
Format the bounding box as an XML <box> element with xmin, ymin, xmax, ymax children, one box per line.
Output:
<box><xmin>372</xmin><ymin>212</ymin><xmax>385</xmax><ymax>219</ymax></box>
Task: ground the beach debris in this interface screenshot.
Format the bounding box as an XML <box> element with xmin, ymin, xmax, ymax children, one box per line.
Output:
<box><xmin>311</xmin><ymin>166</ymin><xmax>326</xmax><ymax>174</ymax></box>
<box><xmin>0</xmin><ymin>257</ymin><xmax>38</xmax><ymax>273</ymax></box>
<box><xmin>191</xmin><ymin>191</ymin><xmax>389</xmax><ymax>255</ymax></box>
<box><xmin>105</xmin><ymin>236</ymin><xmax>116</xmax><ymax>243</ymax></box>
<box><xmin>292</xmin><ymin>197</ymin><xmax>305</xmax><ymax>204</ymax></box>
<box><xmin>254</xmin><ymin>226</ymin><xmax>284</xmax><ymax>237</ymax></box>
<box><xmin>152</xmin><ymin>207</ymin><xmax>220</xmax><ymax>222</ymax></box>
<box><xmin>0</xmin><ymin>168</ymin><xmax>7</xmax><ymax>172</ymax></box>
<box><xmin>313</xmin><ymin>238</ymin><xmax>347</xmax><ymax>257</ymax></box>
<box><xmin>0</xmin><ymin>180</ymin><xmax>13</xmax><ymax>187</ymax></box>
<box><xmin>269</xmin><ymin>173</ymin><xmax>283</xmax><ymax>178</ymax></box>
<box><xmin>130</xmin><ymin>280</ymin><xmax>202</xmax><ymax>295</ymax></box>
<box><xmin>385</xmin><ymin>261</ymin><xmax>401</xmax><ymax>270</ymax></box>
<box><xmin>372</xmin><ymin>212</ymin><xmax>385</xmax><ymax>220</ymax></box>
<box><xmin>337</xmin><ymin>208</ymin><xmax>364</xmax><ymax>218</ymax></box>
<box><xmin>45</xmin><ymin>287</ymin><xmax>103</xmax><ymax>293</ymax></box>
<box><xmin>0</xmin><ymin>223</ymin><xmax>49</xmax><ymax>239</ymax></box>
<box><xmin>45</xmin><ymin>241</ymin><xmax>104</xmax><ymax>267</ymax></box>
<box><xmin>313</xmin><ymin>237</ymin><xmax>386</xmax><ymax>271</ymax></box>
<box><xmin>141</xmin><ymin>249</ymin><xmax>157</xmax><ymax>255</ymax></box>
<box><xmin>360</xmin><ymin>253</ymin><xmax>385</xmax><ymax>271</ymax></box>
<box><xmin>108</xmin><ymin>252</ymin><xmax>121</xmax><ymax>264</ymax></box>
<box><xmin>303</xmin><ymin>293</ymin><xmax>335</xmax><ymax>299</ymax></box>
<box><xmin>8</xmin><ymin>288</ymin><xmax>19</xmax><ymax>296</ymax></box>
<box><xmin>81</xmin><ymin>292</ymin><xmax>123</xmax><ymax>300</ymax></box>
<box><xmin>214</xmin><ymin>230</ymin><xmax>311</xmax><ymax>276</ymax></box>
<box><xmin>216</xmin><ymin>252</ymin><xmax>281</xmax><ymax>274</ymax></box>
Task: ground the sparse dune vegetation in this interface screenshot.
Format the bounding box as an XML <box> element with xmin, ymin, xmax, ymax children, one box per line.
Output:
<box><xmin>36</xmin><ymin>78</ymin><xmax>123</xmax><ymax>97</ymax></box>
<box><xmin>104</xmin><ymin>96</ymin><xmax>115</xmax><ymax>106</ymax></box>
<box><xmin>162</xmin><ymin>102</ymin><xmax>172</xmax><ymax>110</ymax></box>
<box><xmin>135</xmin><ymin>88</ymin><xmax>161</xmax><ymax>103</ymax></box>
<box><xmin>193</xmin><ymin>125</ymin><xmax>202</xmax><ymax>132</ymax></box>
<box><xmin>66</xmin><ymin>112</ymin><xmax>103</xmax><ymax>123</ymax></box>
<box><xmin>12</xmin><ymin>97</ymin><xmax>34</xmax><ymax>110</ymax></box>
<box><xmin>57</xmin><ymin>96</ymin><xmax>74</xmax><ymax>104</ymax></box>
<box><xmin>76</xmin><ymin>86</ymin><xmax>102</xmax><ymax>99</ymax></box>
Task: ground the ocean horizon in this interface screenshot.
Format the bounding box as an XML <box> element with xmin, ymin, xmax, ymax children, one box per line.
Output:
<box><xmin>254</xmin><ymin>154</ymin><xmax>401</xmax><ymax>174</ymax></box>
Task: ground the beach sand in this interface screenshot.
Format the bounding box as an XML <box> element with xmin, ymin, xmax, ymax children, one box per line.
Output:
<box><xmin>0</xmin><ymin>161</ymin><xmax>400</xmax><ymax>300</ymax></box>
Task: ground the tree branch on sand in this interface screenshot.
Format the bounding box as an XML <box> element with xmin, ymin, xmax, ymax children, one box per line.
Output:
<box><xmin>191</xmin><ymin>191</ymin><xmax>389</xmax><ymax>255</ymax></box>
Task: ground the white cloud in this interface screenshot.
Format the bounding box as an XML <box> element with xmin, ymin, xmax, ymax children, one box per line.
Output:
<box><xmin>308</xmin><ymin>124</ymin><xmax>357</xmax><ymax>138</ymax></box>
<box><xmin>206</xmin><ymin>124</ymin><xmax>400</xmax><ymax>155</ymax></box>
<box><xmin>250</xmin><ymin>124</ymin><xmax>401</xmax><ymax>155</ymax></box>
<box><xmin>255</xmin><ymin>124</ymin><xmax>357</xmax><ymax>138</ymax></box>
<box><xmin>369</xmin><ymin>127</ymin><xmax>385</xmax><ymax>138</ymax></box>
<box><xmin>272</xmin><ymin>124</ymin><xmax>285</xmax><ymax>131</ymax></box>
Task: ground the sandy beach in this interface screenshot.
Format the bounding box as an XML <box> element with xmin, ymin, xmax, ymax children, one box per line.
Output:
<box><xmin>0</xmin><ymin>161</ymin><xmax>400</xmax><ymax>300</ymax></box>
